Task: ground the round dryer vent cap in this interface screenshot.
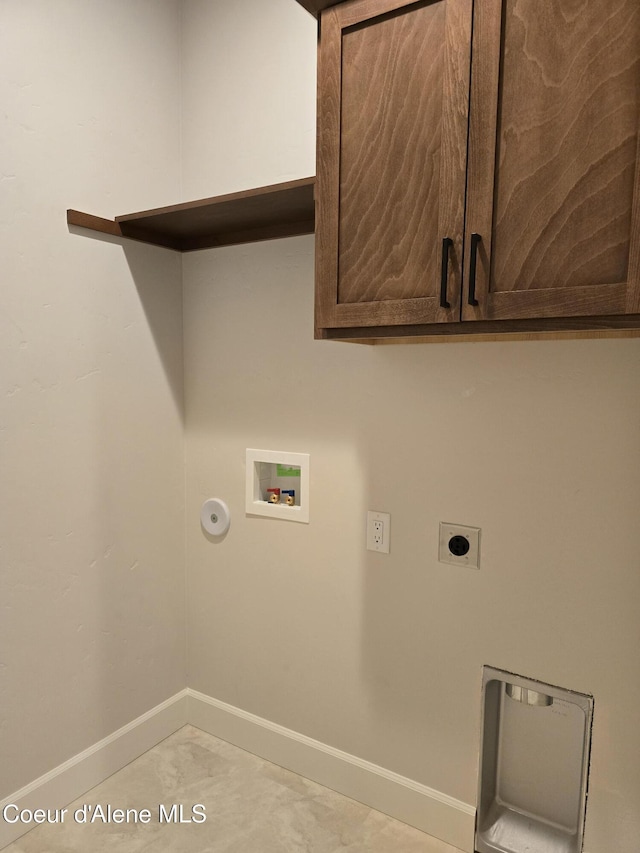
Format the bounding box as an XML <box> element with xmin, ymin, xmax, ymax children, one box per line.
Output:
<box><xmin>200</xmin><ymin>498</ymin><xmax>231</xmax><ymax>536</ymax></box>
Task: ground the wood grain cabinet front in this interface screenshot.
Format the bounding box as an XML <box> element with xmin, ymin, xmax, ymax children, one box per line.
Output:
<box><xmin>314</xmin><ymin>0</ymin><xmax>640</xmax><ymax>340</ymax></box>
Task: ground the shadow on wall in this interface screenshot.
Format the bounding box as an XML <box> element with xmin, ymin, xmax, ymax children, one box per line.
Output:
<box><xmin>123</xmin><ymin>242</ymin><xmax>184</xmax><ymax>421</ymax></box>
<box><xmin>67</xmin><ymin>225</ymin><xmax>184</xmax><ymax>421</ymax></box>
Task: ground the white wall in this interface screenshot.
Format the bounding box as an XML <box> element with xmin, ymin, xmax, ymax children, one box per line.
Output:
<box><xmin>181</xmin><ymin>3</ymin><xmax>640</xmax><ymax>852</ymax></box>
<box><xmin>0</xmin><ymin>0</ymin><xmax>185</xmax><ymax>797</ymax></box>
<box><xmin>181</xmin><ymin>0</ymin><xmax>316</xmax><ymax>197</ymax></box>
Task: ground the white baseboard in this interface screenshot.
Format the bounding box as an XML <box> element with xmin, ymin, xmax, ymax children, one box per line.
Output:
<box><xmin>0</xmin><ymin>690</ymin><xmax>188</xmax><ymax>850</ymax></box>
<box><xmin>187</xmin><ymin>689</ymin><xmax>476</xmax><ymax>853</ymax></box>
<box><xmin>1</xmin><ymin>689</ymin><xmax>476</xmax><ymax>852</ymax></box>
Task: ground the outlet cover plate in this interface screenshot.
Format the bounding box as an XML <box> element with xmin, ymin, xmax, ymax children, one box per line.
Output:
<box><xmin>439</xmin><ymin>522</ymin><xmax>480</xmax><ymax>569</ymax></box>
<box><xmin>367</xmin><ymin>511</ymin><xmax>390</xmax><ymax>554</ymax></box>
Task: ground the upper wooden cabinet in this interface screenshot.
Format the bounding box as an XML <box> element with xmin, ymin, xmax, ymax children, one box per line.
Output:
<box><xmin>315</xmin><ymin>0</ymin><xmax>640</xmax><ymax>340</ymax></box>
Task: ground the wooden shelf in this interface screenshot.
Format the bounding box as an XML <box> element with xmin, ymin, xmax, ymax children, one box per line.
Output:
<box><xmin>294</xmin><ymin>0</ymin><xmax>340</xmax><ymax>16</ymax></box>
<box><xmin>67</xmin><ymin>177</ymin><xmax>315</xmax><ymax>252</ymax></box>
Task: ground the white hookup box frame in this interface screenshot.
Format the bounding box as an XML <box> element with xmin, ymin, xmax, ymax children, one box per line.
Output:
<box><xmin>245</xmin><ymin>448</ymin><xmax>310</xmax><ymax>523</ymax></box>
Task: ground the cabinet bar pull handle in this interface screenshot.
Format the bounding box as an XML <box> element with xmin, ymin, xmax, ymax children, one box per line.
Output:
<box><xmin>440</xmin><ymin>237</ymin><xmax>453</xmax><ymax>308</ymax></box>
<box><xmin>468</xmin><ymin>232</ymin><xmax>481</xmax><ymax>306</ymax></box>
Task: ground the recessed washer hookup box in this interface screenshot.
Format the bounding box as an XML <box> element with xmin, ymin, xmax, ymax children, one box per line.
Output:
<box><xmin>476</xmin><ymin>667</ymin><xmax>593</xmax><ymax>853</ymax></box>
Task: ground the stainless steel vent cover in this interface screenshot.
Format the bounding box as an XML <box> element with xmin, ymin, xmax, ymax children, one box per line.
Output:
<box><xmin>476</xmin><ymin>667</ymin><xmax>593</xmax><ymax>853</ymax></box>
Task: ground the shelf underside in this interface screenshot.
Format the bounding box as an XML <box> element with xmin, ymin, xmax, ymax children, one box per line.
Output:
<box><xmin>294</xmin><ymin>0</ymin><xmax>341</xmax><ymax>16</ymax></box>
<box><xmin>67</xmin><ymin>177</ymin><xmax>315</xmax><ymax>252</ymax></box>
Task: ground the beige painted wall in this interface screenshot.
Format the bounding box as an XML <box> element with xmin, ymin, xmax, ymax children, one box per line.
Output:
<box><xmin>182</xmin><ymin>2</ymin><xmax>640</xmax><ymax>852</ymax></box>
<box><xmin>0</xmin><ymin>0</ymin><xmax>185</xmax><ymax>797</ymax></box>
<box><xmin>181</xmin><ymin>0</ymin><xmax>317</xmax><ymax>198</ymax></box>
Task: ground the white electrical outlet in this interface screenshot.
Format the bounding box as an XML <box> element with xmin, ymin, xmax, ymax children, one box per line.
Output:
<box><xmin>438</xmin><ymin>522</ymin><xmax>481</xmax><ymax>569</ymax></box>
<box><xmin>367</xmin><ymin>511</ymin><xmax>390</xmax><ymax>554</ymax></box>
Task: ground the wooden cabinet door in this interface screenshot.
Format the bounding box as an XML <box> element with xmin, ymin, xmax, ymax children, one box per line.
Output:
<box><xmin>463</xmin><ymin>0</ymin><xmax>640</xmax><ymax>323</ymax></box>
<box><xmin>315</xmin><ymin>0</ymin><xmax>473</xmax><ymax>333</ymax></box>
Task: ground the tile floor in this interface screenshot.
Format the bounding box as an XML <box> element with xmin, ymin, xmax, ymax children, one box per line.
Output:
<box><xmin>4</xmin><ymin>725</ymin><xmax>464</xmax><ymax>853</ymax></box>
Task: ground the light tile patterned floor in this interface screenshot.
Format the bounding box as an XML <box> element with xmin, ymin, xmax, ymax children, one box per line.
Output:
<box><xmin>4</xmin><ymin>725</ymin><xmax>464</xmax><ymax>853</ymax></box>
